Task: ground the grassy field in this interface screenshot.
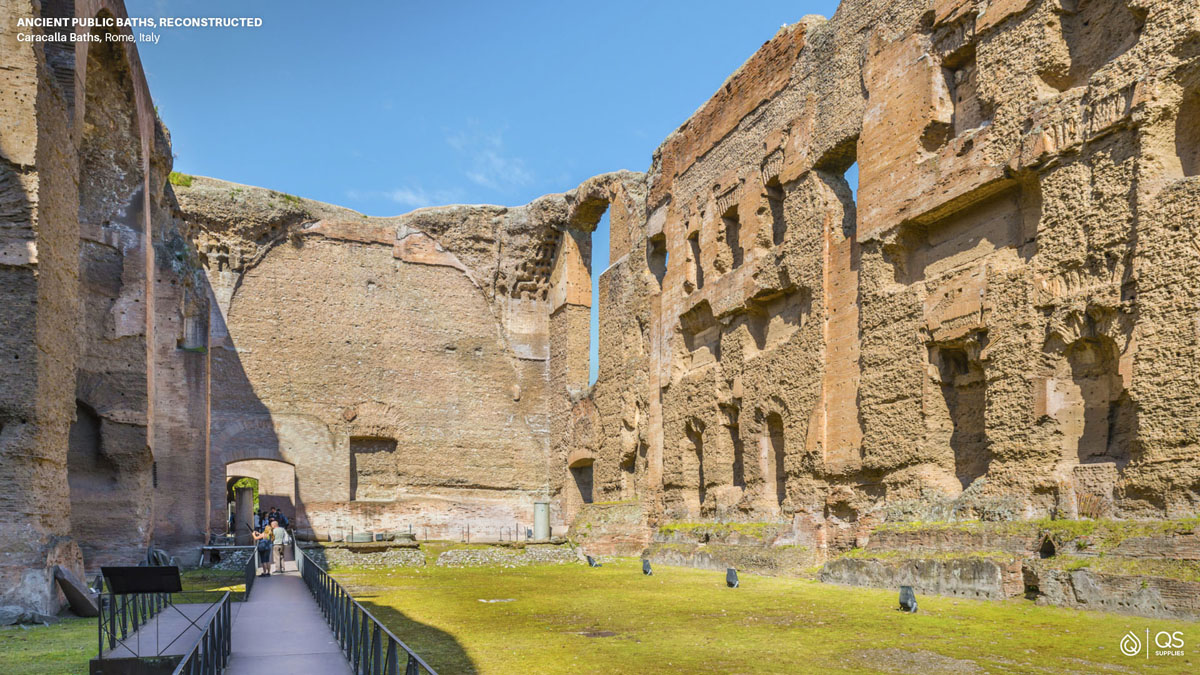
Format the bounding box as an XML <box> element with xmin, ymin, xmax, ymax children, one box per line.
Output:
<box><xmin>0</xmin><ymin>618</ymin><xmax>94</xmax><ymax>675</ymax></box>
<box><xmin>333</xmin><ymin>556</ymin><xmax>1200</xmax><ymax>675</ymax></box>
<box><xmin>3</xmin><ymin>559</ymin><xmax>1197</xmax><ymax>674</ymax></box>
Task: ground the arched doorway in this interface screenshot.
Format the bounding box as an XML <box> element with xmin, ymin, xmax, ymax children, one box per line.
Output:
<box><xmin>226</xmin><ymin>459</ymin><xmax>296</xmax><ymax>513</ymax></box>
<box><xmin>225</xmin><ymin>459</ymin><xmax>297</xmax><ymax>540</ymax></box>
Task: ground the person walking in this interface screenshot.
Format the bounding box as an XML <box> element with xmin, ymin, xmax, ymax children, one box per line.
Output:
<box><xmin>252</xmin><ymin>522</ymin><xmax>273</xmax><ymax>576</ymax></box>
<box><xmin>271</xmin><ymin>519</ymin><xmax>287</xmax><ymax>574</ymax></box>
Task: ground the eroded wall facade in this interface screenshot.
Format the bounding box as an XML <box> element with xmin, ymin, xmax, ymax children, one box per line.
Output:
<box><xmin>0</xmin><ymin>0</ymin><xmax>212</xmax><ymax>612</ymax></box>
<box><xmin>571</xmin><ymin>0</ymin><xmax>1200</xmax><ymax>560</ymax></box>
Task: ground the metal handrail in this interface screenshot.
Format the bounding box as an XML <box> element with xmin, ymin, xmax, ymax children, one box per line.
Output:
<box><xmin>98</xmin><ymin>589</ymin><xmax>172</xmax><ymax>656</ymax></box>
<box><xmin>170</xmin><ymin>591</ymin><xmax>232</xmax><ymax>675</ymax></box>
<box><xmin>295</xmin><ymin>544</ymin><xmax>438</xmax><ymax>675</ymax></box>
<box><xmin>243</xmin><ymin>546</ymin><xmax>257</xmax><ymax>600</ymax></box>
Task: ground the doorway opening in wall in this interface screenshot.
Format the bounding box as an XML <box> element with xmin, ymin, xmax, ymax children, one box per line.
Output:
<box><xmin>722</xmin><ymin>204</ymin><xmax>743</xmax><ymax>269</ymax></box>
<box><xmin>766</xmin><ymin>412</ymin><xmax>786</xmax><ymax>506</ymax></box>
<box><xmin>67</xmin><ymin>400</ymin><xmax>122</xmax><ymax>566</ymax></box>
<box><xmin>686</xmin><ymin>419</ymin><xmax>706</xmax><ymax>511</ymax></box>
<box><xmin>766</xmin><ymin>177</ymin><xmax>786</xmax><ymax>246</ymax></box>
<box><xmin>687</xmin><ymin>231</ymin><xmax>704</xmax><ymax>290</ymax></box>
<box><xmin>931</xmin><ymin>344</ymin><xmax>989</xmax><ymax>490</ymax></box>
<box><xmin>647</xmin><ymin>233</ymin><xmax>668</xmax><ymax>287</ymax></box>
<box><xmin>226</xmin><ymin>476</ymin><xmax>258</xmax><ymax>538</ymax></box>
<box><xmin>225</xmin><ymin>459</ymin><xmax>297</xmax><ymax>530</ymax></box>
<box><xmin>724</xmin><ymin>404</ymin><xmax>745</xmax><ymax>488</ymax></box>
<box><xmin>620</xmin><ymin>455</ymin><xmax>636</xmax><ymax>499</ymax></box>
<box><xmin>590</xmin><ymin>210</ymin><xmax>610</xmax><ymax>386</ymax></box>
<box><xmin>571</xmin><ymin>462</ymin><xmax>594</xmax><ymax>504</ymax></box>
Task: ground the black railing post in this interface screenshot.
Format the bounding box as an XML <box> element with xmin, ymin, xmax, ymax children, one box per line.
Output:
<box><xmin>371</xmin><ymin>623</ymin><xmax>382</xmax><ymax>675</ymax></box>
<box><xmin>167</xmin><ymin>591</ymin><xmax>231</xmax><ymax>675</ymax></box>
<box><xmin>385</xmin><ymin>640</ymin><xmax>399</xmax><ymax>675</ymax></box>
<box><xmin>358</xmin><ymin>610</ymin><xmax>368</xmax><ymax>671</ymax></box>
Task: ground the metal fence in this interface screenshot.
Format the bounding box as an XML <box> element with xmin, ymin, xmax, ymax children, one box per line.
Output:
<box><xmin>243</xmin><ymin>546</ymin><xmax>257</xmax><ymax>599</ymax></box>
<box><xmin>169</xmin><ymin>591</ymin><xmax>232</xmax><ymax>675</ymax></box>
<box><xmin>98</xmin><ymin>589</ymin><xmax>172</xmax><ymax>654</ymax></box>
<box><xmin>295</xmin><ymin>545</ymin><xmax>438</xmax><ymax>675</ymax></box>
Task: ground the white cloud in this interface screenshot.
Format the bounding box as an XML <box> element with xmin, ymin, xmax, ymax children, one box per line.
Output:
<box><xmin>345</xmin><ymin>186</ymin><xmax>463</xmax><ymax>210</ymax></box>
<box><xmin>445</xmin><ymin>122</ymin><xmax>533</xmax><ymax>192</ymax></box>
<box><xmin>385</xmin><ymin>186</ymin><xmax>463</xmax><ymax>208</ymax></box>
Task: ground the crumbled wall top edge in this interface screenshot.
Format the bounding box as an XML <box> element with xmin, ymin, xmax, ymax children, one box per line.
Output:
<box><xmin>175</xmin><ymin>170</ymin><xmax>647</xmax><ymax>244</ymax></box>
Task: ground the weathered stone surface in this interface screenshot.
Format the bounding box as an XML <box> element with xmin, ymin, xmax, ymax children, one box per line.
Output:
<box><xmin>1030</xmin><ymin>565</ymin><xmax>1200</xmax><ymax>620</ymax></box>
<box><xmin>434</xmin><ymin>544</ymin><xmax>577</xmax><ymax>568</ymax></box>
<box><xmin>53</xmin><ymin>564</ymin><xmax>99</xmax><ymax>617</ymax></box>
<box><xmin>4</xmin><ymin>0</ymin><xmax>1200</xmax><ymax>622</ymax></box>
<box><xmin>819</xmin><ymin>555</ymin><xmax>1027</xmax><ymax>601</ymax></box>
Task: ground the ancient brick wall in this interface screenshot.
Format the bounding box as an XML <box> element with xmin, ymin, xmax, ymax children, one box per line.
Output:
<box><xmin>179</xmin><ymin>182</ymin><xmax>568</xmax><ymax>541</ymax></box>
<box><xmin>0</xmin><ymin>0</ymin><xmax>84</xmax><ymax>614</ymax></box>
<box><xmin>572</xmin><ymin>0</ymin><xmax>1200</xmax><ymax>557</ymax></box>
<box><xmin>0</xmin><ymin>0</ymin><xmax>212</xmax><ymax>611</ymax></box>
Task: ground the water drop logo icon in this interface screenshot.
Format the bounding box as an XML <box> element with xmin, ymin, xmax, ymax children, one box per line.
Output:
<box><xmin>1120</xmin><ymin>631</ymin><xmax>1142</xmax><ymax>657</ymax></box>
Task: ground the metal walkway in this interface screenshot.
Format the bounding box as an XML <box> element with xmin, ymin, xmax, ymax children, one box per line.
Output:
<box><xmin>226</xmin><ymin>560</ymin><xmax>352</xmax><ymax>674</ymax></box>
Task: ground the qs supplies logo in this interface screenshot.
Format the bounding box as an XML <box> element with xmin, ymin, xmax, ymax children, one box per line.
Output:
<box><xmin>1119</xmin><ymin>629</ymin><xmax>1186</xmax><ymax>658</ymax></box>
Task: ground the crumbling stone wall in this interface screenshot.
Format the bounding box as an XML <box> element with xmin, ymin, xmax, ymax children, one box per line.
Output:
<box><xmin>0</xmin><ymin>0</ymin><xmax>84</xmax><ymax>614</ymax></box>
<box><xmin>0</xmin><ymin>0</ymin><xmax>212</xmax><ymax>612</ymax></box>
<box><xmin>571</xmin><ymin>0</ymin><xmax>1200</xmax><ymax>562</ymax></box>
<box><xmin>178</xmin><ymin>179</ymin><xmax>575</xmax><ymax>541</ymax></box>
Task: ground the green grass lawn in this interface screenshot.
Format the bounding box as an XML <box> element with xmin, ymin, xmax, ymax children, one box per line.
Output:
<box><xmin>178</xmin><ymin>568</ymin><xmax>246</xmax><ymax>602</ymax></box>
<box><xmin>0</xmin><ymin>618</ymin><xmax>94</xmax><ymax>675</ymax></box>
<box><xmin>333</xmin><ymin>557</ymin><xmax>1200</xmax><ymax>675</ymax></box>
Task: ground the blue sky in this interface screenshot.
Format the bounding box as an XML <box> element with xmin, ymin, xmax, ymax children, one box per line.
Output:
<box><xmin>129</xmin><ymin>1</ymin><xmax>846</xmax><ymax>382</ymax></box>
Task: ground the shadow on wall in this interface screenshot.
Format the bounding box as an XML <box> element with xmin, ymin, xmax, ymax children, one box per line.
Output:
<box><xmin>356</xmin><ymin>599</ymin><xmax>477</xmax><ymax>674</ymax></box>
<box><xmin>69</xmin><ymin>17</ymin><xmax>154</xmax><ymax>570</ymax></box>
<box><xmin>188</xmin><ymin>215</ymin><xmax>308</xmax><ymax>533</ymax></box>
<box><xmin>203</xmin><ymin>263</ymin><xmax>295</xmax><ymax>532</ymax></box>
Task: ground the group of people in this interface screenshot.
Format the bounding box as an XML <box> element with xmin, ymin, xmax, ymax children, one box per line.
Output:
<box><xmin>251</xmin><ymin>507</ymin><xmax>291</xmax><ymax>576</ymax></box>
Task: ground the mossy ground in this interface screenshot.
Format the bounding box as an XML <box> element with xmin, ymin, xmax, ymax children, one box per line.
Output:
<box><xmin>1044</xmin><ymin>555</ymin><xmax>1200</xmax><ymax>583</ymax></box>
<box><xmin>657</xmin><ymin>520</ymin><xmax>782</xmax><ymax>540</ymax></box>
<box><xmin>178</xmin><ymin>568</ymin><xmax>246</xmax><ymax>601</ymax></box>
<box><xmin>872</xmin><ymin>516</ymin><xmax>1199</xmax><ymax>546</ymax></box>
<box><xmin>332</xmin><ymin>557</ymin><xmax>1199</xmax><ymax>674</ymax></box>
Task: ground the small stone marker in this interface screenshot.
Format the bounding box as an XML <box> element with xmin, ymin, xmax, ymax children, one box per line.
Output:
<box><xmin>726</xmin><ymin>568</ymin><xmax>739</xmax><ymax>588</ymax></box>
<box><xmin>53</xmin><ymin>565</ymin><xmax>99</xmax><ymax>617</ymax></box>
<box><xmin>899</xmin><ymin>585</ymin><xmax>918</xmax><ymax>613</ymax></box>
<box><xmin>642</xmin><ymin>559</ymin><xmax>653</xmax><ymax>576</ymax></box>
<box><xmin>586</xmin><ymin>555</ymin><xmax>602</xmax><ymax>567</ymax></box>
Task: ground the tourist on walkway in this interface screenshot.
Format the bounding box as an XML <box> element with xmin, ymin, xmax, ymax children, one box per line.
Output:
<box><xmin>252</xmin><ymin>523</ymin><xmax>273</xmax><ymax>576</ymax></box>
<box><xmin>271</xmin><ymin>519</ymin><xmax>287</xmax><ymax>574</ymax></box>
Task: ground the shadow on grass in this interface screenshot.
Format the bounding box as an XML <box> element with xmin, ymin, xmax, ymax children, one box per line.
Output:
<box><xmin>356</xmin><ymin>599</ymin><xmax>476</xmax><ymax>674</ymax></box>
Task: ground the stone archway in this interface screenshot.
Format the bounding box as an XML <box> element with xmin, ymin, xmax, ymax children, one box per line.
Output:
<box><xmin>225</xmin><ymin>459</ymin><xmax>297</xmax><ymax>523</ymax></box>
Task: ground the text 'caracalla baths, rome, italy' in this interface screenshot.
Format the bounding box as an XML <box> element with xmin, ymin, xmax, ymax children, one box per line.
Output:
<box><xmin>4</xmin><ymin>0</ymin><xmax>1200</xmax><ymax>673</ymax></box>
